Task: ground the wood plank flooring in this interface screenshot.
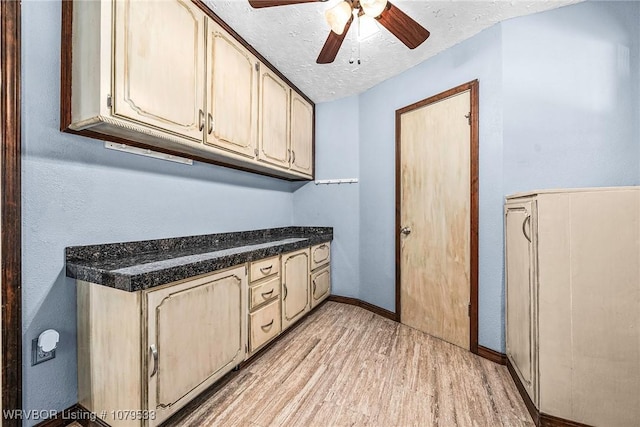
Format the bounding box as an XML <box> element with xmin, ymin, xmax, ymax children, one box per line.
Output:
<box><xmin>166</xmin><ymin>302</ymin><xmax>532</xmax><ymax>427</ymax></box>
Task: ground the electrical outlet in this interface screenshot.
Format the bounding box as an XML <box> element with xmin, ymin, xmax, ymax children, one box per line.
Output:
<box><xmin>32</xmin><ymin>338</ymin><xmax>56</xmax><ymax>365</ymax></box>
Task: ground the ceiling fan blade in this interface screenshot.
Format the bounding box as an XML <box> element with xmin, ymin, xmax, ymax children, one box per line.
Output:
<box><xmin>248</xmin><ymin>0</ymin><xmax>323</xmax><ymax>8</ymax></box>
<box><xmin>377</xmin><ymin>2</ymin><xmax>430</xmax><ymax>49</ymax></box>
<box><xmin>316</xmin><ymin>15</ymin><xmax>353</xmax><ymax>64</ymax></box>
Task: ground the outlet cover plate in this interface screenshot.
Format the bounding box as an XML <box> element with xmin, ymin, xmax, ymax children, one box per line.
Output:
<box><xmin>32</xmin><ymin>338</ymin><xmax>56</xmax><ymax>365</ymax></box>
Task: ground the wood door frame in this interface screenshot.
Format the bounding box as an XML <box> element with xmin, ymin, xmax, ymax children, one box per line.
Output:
<box><xmin>1</xmin><ymin>0</ymin><xmax>22</xmax><ymax>422</ymax></box>
<box><xmin>395</xmin><ymin>80</ymin><xmax>479</xmax><ymax>353</ymax></box>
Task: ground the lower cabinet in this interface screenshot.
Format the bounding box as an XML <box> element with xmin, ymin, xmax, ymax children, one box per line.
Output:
<box><xmin>77</xmin><ymin>242</ymin><xmax>330</xmax><ymax>427</ymax></box>
<box><xmin>281</xmin><ymin>248</ymin><xmax>310</xmax><ymax>330</ymax></box>
<box><xmin>146</xmin><ymin>267</ymin><xmax>247</xmax><ymax>425</ymax></box>
<box><xmin>310</xmin><ymin>242</ymin><xmax>331</xmax><ymax>308</ymax></box>
<box><xmin>77</xmin><ymin>266</ymin><xmax>247</xmax><ymax>427</ymax></box>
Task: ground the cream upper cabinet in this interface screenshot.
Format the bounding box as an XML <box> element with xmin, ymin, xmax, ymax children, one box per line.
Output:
<box><xmin>281</xmin><ymin>249</ymin><xmax>310</xmax><ymax>330</ymax></box>
<box><xmin>66</xmin><ymin>0</ymin><xmax>314</xmax><ymax>180</ymax></box>
<box><xmin>146</xmin><ymin>267</ymin><xmax>247</xmax><ymax>426</ymax></box>
<box><xmin>289</xmin><ymin>92</ymin><xmax>313</xmax><ymax>175</ymax></box>
<box><xmin>258</xmin><ymin>68</ymin><xmax>290</xmax><ymax>169</ymax></box>
<box><xmin>112</xmin><ymin>0</ymin><xmax>205</xmax><ymax>141</ymax></box>
<box><xmin>504</xmin><ymin>200</ymin><xmax>536</xmax><ymax>406</ymax></box>
<box><xmin>205</xmin><ymin>19</ymin><xmax>258</xmax><ymax>158</ymax></box>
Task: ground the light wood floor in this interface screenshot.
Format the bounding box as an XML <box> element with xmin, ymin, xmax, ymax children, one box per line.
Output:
<box><xmin>167</xmin><ymin>302</ymin><xmax>533</xmax><ymax>427</ymax></box>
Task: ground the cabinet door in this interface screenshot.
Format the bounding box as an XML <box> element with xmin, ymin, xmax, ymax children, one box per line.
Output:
<box><xmin>289</xmin><ymin>92</ymin><xmax>313</xmax><ymax>176</ymax></box>
<box><xmin>205</xmin><ymin>19</ymin><xmax>258</xmax><ymax>158</ymax></box>
<box><xmin>281</xmin><ymin>249</ymin><xmax>310</xmax><ymax>330</ymax></box>
<box><xmin>146</xmin><ymin>266</ymin><xmax>247</xmax><ymax>426</ymax></box>
<box><xmin>505</xmin><ymin>201</ymin><xmax>537</xmax><ymax>405</ymax></box>
<box><xmin>258</xmin><ymin>68</ymin><xmax>290</xmax><ymax>168</ymax></box>
<box><xmin>113</xmin><ymin>0</ymin><xmax>205</xmax><ymax>142</ymax></box>
<box><xmin>311</xmin><ymin>266</ymin><xmax>330</xmax><ymax>309</ymax></box>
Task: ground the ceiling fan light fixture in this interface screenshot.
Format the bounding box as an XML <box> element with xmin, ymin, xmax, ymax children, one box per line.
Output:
<box><xmin>360</xmin><ymin>0</ymin><xmax>387</xmax><ymax>18</ymax></box>
<box><xmin>325</xmin><ymin>1</ymin><xmax>353</xmax><ymax>35</ymax></box>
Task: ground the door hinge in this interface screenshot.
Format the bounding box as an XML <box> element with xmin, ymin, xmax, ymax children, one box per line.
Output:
<box><xmin>468</xmin><ymin>303</ymin><xmax>471</xmax><ymax>317</ymax></box>
<box><xmin>465</xmin><ymin>112</ymin><xmax>471</xmax><ymax>125</ymax></box>
<box><xmin>254</xmin><ymin>148</ymin><xmax>259</xmax><ymax>157</ymax></box>
<box><xmin>107</xmin><ymin>95</ymin><xmax>112</xmax><ymax>109</ymax></box>
<box><xmin>245</xmin><ymin>344</ymin><xmax>248</xmax><ymax>353</ymax></box>
<box><xmin>255</xmin><ymin>62</ymin><xmax>260</xmax><ymax>72</ymax></box>
<box><xmin>245</xmin><ymin>265</ymin><xmax>248</xmax><ymax>275</ymax></box>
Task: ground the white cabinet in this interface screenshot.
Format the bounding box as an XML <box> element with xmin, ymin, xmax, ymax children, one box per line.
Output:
<box><xmin>505</xmin><ymin>200</ymin><xmax>537</xmax><ymax>406</ymax></box>
<box><xmin>65</xmin><ymin>0</ymin><xmax>313</xmax><ymax>180</ymax></box>
<box><xmin>257</xmin><ymin>71</ymin><xmax>314</xmax><ymax>177</ymax></box>
<box><xmin>77</xmin><ymin>266</ymin><xmax>247</xmax><ymax>427</ymax></box>
<box><xmin>247</xmin><ymin>257</ymin><xmax>282</xmax><ymax>354</ymax></box>
<box><xmin>289</xmin><ymin>91</ymin><xmax>314</xmax><ymax>175</ymax></box>
<box><xmin>205</xmin><ymin>19</ymin><xmax>258</xmax><ymax>158</ymax></box>
<box><xmin>112</xmin><ymin>0</ymin><xmax>205</xmax><ymax>142</ymax></box>
<box><xmin>310</xmin><ymin>243</ymin><xmax>331</xmax><ymax>308</ymax></box>
<box><xmin>258</xmin><ymin>68</ymin><xmax>290</xmax><ymax>169</ymax></box>
<box><xmin>505</xmin><ymin>187</ymin><xmax>640</xmax><ymax>427</ymax></box>
<box><xmin>76</xmin><ymin>241</ymin><xmax>330</xmax><ymax>427</ymax></box>
<box><xmin>281</xmin><ymin>249</ymin><xmax>310</xmax><ymax>330</ymax></box>
<box><xmin>146</xmin><ymin>267</ymin><xmax>247</xmax><ymax>426</ymax></box>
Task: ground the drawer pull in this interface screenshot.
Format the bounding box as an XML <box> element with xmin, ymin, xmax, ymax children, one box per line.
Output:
<box><xmin>260</xmin><ymin>265</ymin><xmax>273</xmax><ymax>275</ymax></box>
<box><xmin>149</xmin><ymin>344</ymin><xmax>158</xmax><ymax>378</ymax></box>
<box><xmin>261</xmin><ymin>320</ymin><xmax>274</xmax><ymax>331</ymax></box>
<box><xmin>261</xmin><ymin>289</ymin><xmax>274</xmax><ymax>299</ymax></box>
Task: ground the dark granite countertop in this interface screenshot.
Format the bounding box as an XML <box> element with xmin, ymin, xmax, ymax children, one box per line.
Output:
<box><xmin>65</xmin><ymin>226</ymin><xmax>332</xmax><ymax>292</ymax></box>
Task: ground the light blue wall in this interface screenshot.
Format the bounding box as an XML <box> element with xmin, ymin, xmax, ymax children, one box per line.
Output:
<box><xmin>358</xmin><ymin>24</ymin><xmax>505</xmax><ymax>350</ymax></box>
<box><xmin>21</xmin><ymin>0</ymin><xmax>294</xmax><ymax>421</ymax></box>
<box><xmin>293</xmin><ymin>96</ymin><xmax>360</xmax><ymax>298</ymax></box>
<box><xmin>502</xmin><ymin>1</ymin><xmax>640</xmax><ymax>193</ymax></box>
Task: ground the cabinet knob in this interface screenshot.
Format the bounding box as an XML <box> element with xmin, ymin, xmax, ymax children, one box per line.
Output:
<box><xmin>400</xmin><ymin>226</ymin><xmax>412</xmax><ymax>236</ymax></box>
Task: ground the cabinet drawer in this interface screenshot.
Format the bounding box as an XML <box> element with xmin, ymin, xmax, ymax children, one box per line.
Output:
<box><xmin>249</xmin><ymin>299</ymin><xmax>281</xmax><ymax>352</ymax></box>
<box><xmin>249</xmin><ymin>276</ymin><xmax>280</xmax><ymax>311</ymax></box>
<box><xmin>310</xmin><ymin>242</ymin><xmax>330</xmax><ymax>270</ymax></box>
<box><xmin>311</xmin><ymin>266</ymin><xmax>331</xmax><ymax>308</ymax></box>
<box><xmin>250</xmin><ymin>256</ymin><xmax>280</xmax><ymax>282</ymax></box>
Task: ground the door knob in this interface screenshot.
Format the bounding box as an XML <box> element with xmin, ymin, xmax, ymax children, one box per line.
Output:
<box><xmin>400</xmin><ymin>226</ymin><xmax>412</xmax><ymax>236</ymax></box>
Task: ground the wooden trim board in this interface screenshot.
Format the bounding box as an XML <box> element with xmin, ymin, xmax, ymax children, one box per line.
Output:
<box><xmin>507</xmin><ymin>359</ymin><xmax>593</xmax><ymax>427</ymax></box>
<box><xmin>1</xmin><ymin>0</ymin><xmax>23</xmax><ymax>423</ymax></box>
<box><xmin>477</xmin><ymin>345</ymin><xmax>506</xmax><ymax>365</ymax></box>
<box><xmin>327</xmin><ymin>295</ymin><xmax>397</xmax><ymax>321</ymax></box>
<box><xmin>395</xmin><ymin>80</ymin><xmax>480</xmax><ymax>353</ymax></box>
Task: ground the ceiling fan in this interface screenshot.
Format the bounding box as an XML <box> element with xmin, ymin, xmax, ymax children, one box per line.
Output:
<box><xmin>248</xmin><ymin>0</ymin><xmax>430</xmax><ymax>64</ymax></box>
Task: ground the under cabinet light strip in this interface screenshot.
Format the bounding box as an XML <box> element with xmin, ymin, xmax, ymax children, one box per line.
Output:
<box><xmin>314</xmin><ymin>179</ymin><xmax>359</xmax><ymax>185</ymax></box>
<box><xmin>104</xmin><ymin>142</ymin><xmax>193</xmax><ymax>165</ymax></box>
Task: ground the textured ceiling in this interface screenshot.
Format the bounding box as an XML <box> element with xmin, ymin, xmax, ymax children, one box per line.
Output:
<box><xmin>204</xmin><ymin>0</ymin><xmax>581</xmax><ymax>102</ymax></box>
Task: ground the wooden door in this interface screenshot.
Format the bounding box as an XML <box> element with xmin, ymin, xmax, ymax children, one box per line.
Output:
<box><xmin>205</xmin><ymin>19</ymin><xmax>257</xmax><ymax>158</ymax></box>
<box><xmin>113</xmin><ymin>0</ymin><xmax>205</xmax><ymax>141</ymax></box>
<box><xmin>146</xmin><ymin>266</ymin><xmax>247</xmax><ymax>426</ymax></box>
<box><xmin>289</xmin><ymin>92</ymin><xmax>313</xmax><ymax>176</ymax></box>
<box><xmin>397</xmin><ymin>82</ymin><xmax>478</xmax><ymax>351</ymax></box>
<box><xmin>505</xmin><ymin>201</ymin><xmax>536</xmax><ymax>404</ymax></box>
<box><xmin>281</xmin><ymin>249</ymin><xmax>309</xmax><ymax>330</ymax></box>
<box><xmin>258</xmin><ymin>69</ymin><xmax>289</xmax><ymax>168</ymax></box>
